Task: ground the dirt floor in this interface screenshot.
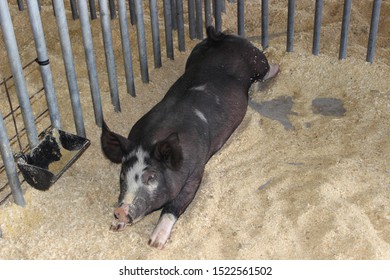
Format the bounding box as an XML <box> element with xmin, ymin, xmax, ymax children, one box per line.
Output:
<box><xmin>0</xmin><ymin>1</ymin><xmax>389</xmax><ymax>259</ymax></box>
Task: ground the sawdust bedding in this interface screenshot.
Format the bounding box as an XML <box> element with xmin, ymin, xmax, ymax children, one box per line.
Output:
<box><xmin>0</xmin><ymin>0</ymin><xmax>389</xmax><ymax>259</ymax></box>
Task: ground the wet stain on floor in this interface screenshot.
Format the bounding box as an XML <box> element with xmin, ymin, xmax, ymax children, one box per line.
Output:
<box><xmin>249</xmin><ymin>95</ymin><xmax>298</xmax><ymax>130</ymax></box>
<box><xmin>312</xmin><ymin>98</ymin><xmax>346</xmax><ymax>116</ymax></box>
<box><xmin>250</xmin><ymin>96</ymin><xmax>346</xmax><ymax>130</ymax></box>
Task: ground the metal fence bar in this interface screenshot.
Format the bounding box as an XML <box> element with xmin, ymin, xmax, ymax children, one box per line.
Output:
<box><xmin>214</xmin><ymin>0</ymin><xmax>222</xmax><ymax>33</ymax></box>
<box><xmin>134</xmin><ymin>0</ymin><xmax>150</xmax><ymax>83</ymax></box>
<box><xmin>204</xmin><ymin>0</ymin><xmax>212</xmax><ymax>28</ymax></box>
<box><xmin>27</xmin><ymin>0</ymin><xmax>62</xmax><ymax>130</ymax></box>
<box><xmin>3</xmin><ymin>79</ymin><xmax>23</xmax><ymax>151</ymax></box>
<box><xmin>78</xmin><ymin>0</ymin><xmax>103</xmax><ymax>127</ymax></box>
<box><xmin>118</xmin><ymin>0</ymin><xmax>136</xmax><ymax>97</ymax></box>
<box><xmin>164</xmin><ymin>0</ymin><xmax>175</xmax><ymax>60</ymax></box>
<box><xmin>366</xmin><ymin>0</ymin><xmax>382</xmax><ymax>63</ymax></box>
<box><xmin>70</xmin><ymin>0</ymin><xmax>79</xmax><ymax>20</ymax></box>
<box><xmin>176</xmin><ymin>0</ymin><xmax>186</xmax><ymax>52</ymax></box>
<box><xmin>195</xmin><ymin>0</ymin><xmax>203</xmax><ymax>39</ymax></box>
<box><xmin>171</xmin><ymin>0</ymin><xmax>178</xmax><ymax>30</ymax></box>
<box><xmin>261</xmin><ymin>0</ymin><xmax>269</xmax><ymax>49</ymax></box>
<box><xmin>221</xmin><ymin>0</ymin><xmax>226</xmax><ymax>13</ymax></box>
<box><xmin>0</xmin><ymin>113</ymin><xmax>25</xmax><ymax>207</ymax></box>
<box><xmin>312</xmin><ymin>0</ymin><xmax>323</xmax><ymax>55</ymax></box>
<box><xmin>17</xmin><ymin>0</ymin><xmax>24</xmax><ymax>11</ymax></box>
<box><xmin>237</xmin><ymin>0</ymin><xmax>245</xmax><ymax>37</ymax></box>
<box><xmin>188</xmin><ymin>0</ymin><xmax>196</xmax><ymax>39</ymax></box>
<box><xmin>0</xmin><ymin>0</ymin><xmax>39</xmax><ymax>148</ymax></box>
<box><xmin>109</xmin><ymin>0</ymin><xmax>117</xmax><ymax>19</ymax></box>
<box><xmin>53</xmin><ymin>0</ymin><xmax>86</xmax><ymax>137</ymax></box>
<box><xmin>287</xmin><ymin>0</ymin><xmax>295</xmax><ymax>52</ymax></box>
<box><xmin>150</xmin><ymin>0</ymin><xmax>162</xmax><ymax>68</ymax></box>
<box><xmin>89</xmin><ymin>0</ymin><xmax>97</xmax><ymax>20</ymax></box>
<box><xmin>129</xmin><ymin>0</ymin><xmax>137</xmax><ymax>25</ymax></box>
<box><xmin>339</xmin><ymin>0</ymin><xmax>352</xmax><ymax>60</ymax></box>
<box><xmin>99</xmin><ymin>0</ymin><xmax>121</xmax><ymax>112</ymax></box>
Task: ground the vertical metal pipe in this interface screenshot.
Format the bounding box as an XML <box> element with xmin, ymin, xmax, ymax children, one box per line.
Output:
<box><xmin>149</xmin><ymin>0</ymin><xmax>162</xmax><ymax>68</ymax></box>
<box><xmin>214</xmin><ymin>0</ymin><xmax>222</xmax><ymax>33</ymax></box>
<box><xmin>0</xmin><ymin>113</ymin><xmax>25</xmax><ymax>207</ymax></box>
<box><xmin>176</xmin><ymin>0</ymin><xmax>186</xmax><ymax>51</ymax></box>
<box><xmin>261</xmin><ymin>0</ymin><xmax>269</xmax><ymax>49</ymax></box>
<box><xmin>204</xmin><ymin>0</ymin><xmax>212</xmax><ymax>28</ymax></box>
<box><xmin>89</xmin><ymin>0</ymin><xmax>97</xmax><ymax>20</ymax></box>
<box><xmin>339</xmin><ymin>0</ymin><xmax>352</xmax><ymax>60</ymax></box>
<box><xmin>99</xmin><ymin>0</ymin><xmax>120</xmax><ymax>112</ymax></box>
<box><xmin>70</xmin><ymin>0</ymin><xmax>79</xmax><ymax>20</ymax></box>
<box><xmin>109</xmin><ymin>0</ymin><xmax>117</xmax><ymax>19</ymax></box>
<box><xmin>17</xmin><ymin>0</ymin><xmax>24</xmax><ymax>11</ymax></box>
<box><xmin>27</xmin><ymin>0</ymin><xmax>62</xmax><ymax>130</ymax></box>
<box><xmin>366</xmin><ymin>0</ymin><xmax>382</xmax><ymax>63</ymax></box>
<box><xmin>0</xmin><ymin>0</ymin><xmax>38</xmax><ymax>148</ymax></box>
<box><xmin>312</xmin><ymin>0</ymin><xmax>323</xmax><ymax>55</ymax></box>
<box><xmin>118</xmin><ymin>0</ymin><xmax>136</xmax><ymax>97</ymax></box>
<box><xmin>53</xmin><ymin>0</ymin><xmax>85</xmax><ymax>137</ymax></box>
<box><xmin>287</xmin><ymin>0</ymin><xmax>295</xmax><ymax>52</ymax></box>
<box><xmin>78</xmin><ymin>0</ymin><xmax>103</xmax><ymax>127</ymax></box>
<box><xmin>134</xmin><ymin>0</ymin><xmax>150</xmax><ymax>83</ymax></box>
<box><xmin>164</xmin><ymin>0</ymin><xmax>174</xmax><ymax>60</ymax></box>
<box><xmin>195</xmin><ymin>0</ymin><xmax>203</xmax><ymax>39</ymax></box>
<box><xmin>237</xmin><ymin>0</ymin><xmax>244</xmax><ymax>37</ymax></box>
<box><xmin>171</xmin><ymin>0</ymin><xmax>178</xmax><ymax>30</ymax></box>
<box><xmin>188</xmin><ymin>0</ymin><xmax>196</xmax><ymax>39</ymax></box>
<box><xmin>53</xmin><ymin>0</ymin><xmax>86</xmax><ymax>137</ymax></box>
<box><xmin>221</xmin><ymin>0</ymin><xmax>226</xmax><ymax>13</ymax></box>
<box><xmin>51</xmin><ymin>0</ymin><xmax>56</xmax><ymax>17</ymax></box>
<box><xmin>129</xmin><ymin>0</ymin><xmax>137</xmax><ymax>25</ymax></box>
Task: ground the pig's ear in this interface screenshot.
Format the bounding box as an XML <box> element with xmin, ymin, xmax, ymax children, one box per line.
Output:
<box><xmin>154</xmin><ymin>133</ymin><xmax>183</xmax><ymax>170</ymax></box>
<box><xmin>101</xmin><ymin>120</ymin><xmax>130</xmax><ymax>164</ymax></box>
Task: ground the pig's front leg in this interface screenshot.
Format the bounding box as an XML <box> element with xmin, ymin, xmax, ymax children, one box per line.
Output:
<box><xmin>148</xmin><ymin>213</ymin><xmax>177</xmax><ymax>249</ymax></box>
<box><xmin>148</xmin><ymin>175</ymin><xmax>203</xmax><ymax>249</ymax></box>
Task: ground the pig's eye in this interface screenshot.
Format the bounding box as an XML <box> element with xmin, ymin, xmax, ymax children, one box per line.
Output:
<box><xmin>142</xmin><ymin>170</ymin><xmax>158</xmax><ymax>186</ymax></box>
<box><xmin>147</xmin><ymin>174</ymin><xmax>156</xmax><ymax>185</ymax></box>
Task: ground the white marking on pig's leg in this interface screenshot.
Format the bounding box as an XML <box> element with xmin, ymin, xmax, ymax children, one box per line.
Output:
<box><xmin>194</xmin><ymin>108</ymin><xmax>208</xmax><ymax>124</ymax></box>
<box><xmin>148</xmin><ymin>213</ymin><xmax>177</xmax><ymax>249</ymax></box>
<box><xmin>190</xmin><ymin>83</ymin><xmax>207</xmax><ymax>91</ymax></box>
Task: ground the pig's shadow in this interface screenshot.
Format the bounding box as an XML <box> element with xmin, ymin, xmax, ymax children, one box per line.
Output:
<box><xmin>249</xmin><ymin>96</ymin><xmax>298</xmax><ymax>130</ymax></box>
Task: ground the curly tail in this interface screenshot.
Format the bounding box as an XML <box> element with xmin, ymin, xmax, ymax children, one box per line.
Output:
<box><xmin>206</xmin><ymin>26</ymin><xmax>226</xmax><ymax>44</ymax></box>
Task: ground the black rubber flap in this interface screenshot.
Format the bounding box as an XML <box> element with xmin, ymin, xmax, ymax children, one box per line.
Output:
<box><xmin>16</xmin><ymin>129</ymin><xmax>90</xmax><ymax>190</ymax></box>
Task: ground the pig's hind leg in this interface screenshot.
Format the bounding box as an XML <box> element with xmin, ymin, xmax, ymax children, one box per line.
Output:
<box><xmin>148</xmin><ymin>174</ymin><xmax>203</xmax><ymax>249</ymax></box>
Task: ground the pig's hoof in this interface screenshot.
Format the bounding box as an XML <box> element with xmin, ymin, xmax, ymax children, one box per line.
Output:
<box><xmin>109</xmin><ymin>221</ymin><xmax>126</xmax><ymax>232</ymax></box>
<box><xmin>148</xmin><ymin>238</ymin><xmax>166</xmax><ymax>250</ymax></box>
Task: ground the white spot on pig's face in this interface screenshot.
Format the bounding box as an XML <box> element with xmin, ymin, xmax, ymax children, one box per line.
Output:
<box><xmin>119</xmin><ymin>147</ymin><xmax>158</xmax><ymax>205</ymax></box>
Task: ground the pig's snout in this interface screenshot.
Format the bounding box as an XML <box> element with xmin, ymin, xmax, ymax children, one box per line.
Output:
<box><xmin>110</xmin><ymin>203</ymin><xmax>133</xmax><ymax>232</ymax></box>
<box><xmin>114</xmin><ymin>206</ymin><xmax>132</xmax><ymax>224</ymax></box>
<box><xmin>263</xmin><ymin>64</ymin><xmax>279</xmax><ymax>81</ymax></box>
<box><xmin>110</xmin><ymin>197</ymin><xmax>149</xmax><ymax>232</ymax></box>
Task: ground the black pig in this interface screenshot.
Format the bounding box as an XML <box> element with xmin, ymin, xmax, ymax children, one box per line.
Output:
<box><xmin>101</xmin><ymin>26</ymin><xmax>279</xmax><ymax>249</ymax></box>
